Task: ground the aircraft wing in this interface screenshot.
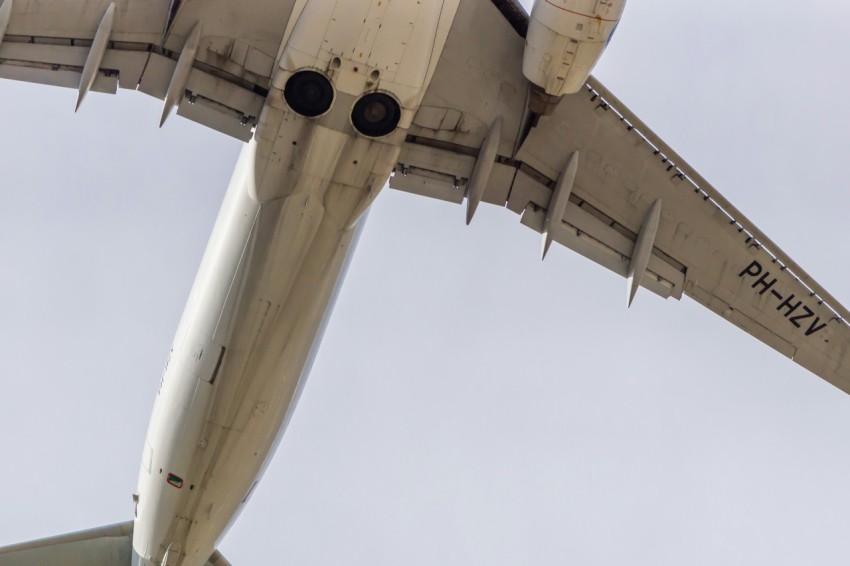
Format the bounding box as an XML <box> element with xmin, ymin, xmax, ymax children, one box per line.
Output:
<box><xmin>3</xmin><ymin>0</ymin><xmax>848</xmax><ymax>393</ymax></box>
<box><xmin>0</xmin><ymin>522</ymin><xmax>231</xmax><ymax>566</ymax></box>
<box><xmin>0</xmin><ymin>0</ymin><xmax>280</xmax><ymax>140</ymax></box>
<box><xmin>391</xmin><ymin>0</ymin><xmax>850</xmax><ymax>393</ymax></box>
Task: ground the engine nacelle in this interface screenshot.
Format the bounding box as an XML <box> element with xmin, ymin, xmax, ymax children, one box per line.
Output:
<box><xmin>523</xmin><ymin>0</ymin><xmax>626</xmax><ymax>100</ymax></box>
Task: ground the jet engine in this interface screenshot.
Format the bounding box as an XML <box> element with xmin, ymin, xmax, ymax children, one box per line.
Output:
<box><xmin>523</xmin><ymin>0</ymin><xmax>626</xmax><ymax>113</ymax></box>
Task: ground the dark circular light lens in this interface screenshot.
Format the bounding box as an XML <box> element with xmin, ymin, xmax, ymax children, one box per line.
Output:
<box><xmin>351</xmin><ymin>93</ymin><xmax>401</xmax><ymax>137</ymax></box>
<box><xmin>284</xmin><ymin>70</ymin><xmax>334</xmax><ymax>118</ymax></box>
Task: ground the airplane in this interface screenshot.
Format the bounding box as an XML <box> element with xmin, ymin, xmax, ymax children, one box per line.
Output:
<box><xmin>2</xmin><ymin>0</ymin><xmax>850</xmax><ymax>564</ymax></box>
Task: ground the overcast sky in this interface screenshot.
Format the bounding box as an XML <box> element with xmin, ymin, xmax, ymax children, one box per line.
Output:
<box><xmin>3</xmin><ymin>1</ymin><xmax>850</xmax><ymax>564</ymax></box>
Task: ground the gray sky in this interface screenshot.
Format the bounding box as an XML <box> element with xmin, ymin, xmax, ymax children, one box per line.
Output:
<box><xmin>3</xmin><ymin>1</ymin><xmax>850</xmax><ymax>564</ymax></box>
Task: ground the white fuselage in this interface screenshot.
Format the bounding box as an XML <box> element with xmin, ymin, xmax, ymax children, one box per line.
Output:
<box><xmin>130</xmin><ymin>2</ymin><xmax>461</xmax><ymax>564</ymax></box>
<box><xmin>131</xmin><ymin>137</ymin><xmax>367</xmax><ymax>566</ymax></box>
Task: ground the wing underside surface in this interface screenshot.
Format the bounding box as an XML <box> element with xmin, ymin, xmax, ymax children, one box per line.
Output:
<box><xmin>391</xmin><ymin>0</ymin><xmax>850</xmax><ymax>393</ymax></box>
<box><xmin>0</xmin><ymin>0</ymin><xmax>291</xmax><ymax>140</ymax></box>
<box><xmin>1</xmin><ymin>0</ymin><xmax>848</xmax><ymax>391</ymax></box>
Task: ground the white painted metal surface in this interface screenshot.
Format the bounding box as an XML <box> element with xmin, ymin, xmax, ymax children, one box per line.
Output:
<box><xmin>131</xmin><ymin>2</ymin><xmax>457</xmax><ymax>564</ymax></box>
<box><xmin>131</xmin><ymin>136</ymin><xmax>370</xmax><ymax>565</ymax></box>
<box><xmin>0</xmin><ymin>0</ymin><xmax>13</xmax><ymax>47</ymax></box>
<box><xmin>523</xmin><ymin>0</ymin><xmax>626</xmax><ymax>96</ymax></box>
<box><xmin>541</xmin><ymin>150</ymin><xmax>578</xmax><ymax>259</ymax></box>
<box><xmin>5</xmin><ymin>1</ymin><xmax>850</xmax><ymax>565</ymax></box>
<box><xmin>160</xmin><ymin>21</ymin><xmax>202</xmax><ymax>127</ymax></box>
<box><xmin>626</xmin><ymin>198</ymin><xmax>662</xmax><ymax>307</ymax></box>
<box><xmin>465</xmin><ymin>117</ymin><xmax>502</xmax><ymax>225</ymax></box>
<box><xmin>76</xmin><ymin>2</ymin><xmax>115</xmax><ymax>111</ymax></box>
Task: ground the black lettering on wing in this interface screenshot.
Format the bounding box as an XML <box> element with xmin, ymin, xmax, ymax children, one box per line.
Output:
<box><xmin>805</xmin><ymin>317</ymin><xmax>827</xmax><ymax>337</ymax></box>
<box><xmin>739</xmin><ymin>261</ymin><xmax>762</xmax><ymax>278</ymax></box>
<box><xmin>788</xmin><ymin>305</ymin><xmax>814</xmax><ymax>329</ymax></box>
<box><xmin>751</xmin><ymin>271</ymin><xmax>778</xmax><ymax>295</ymax></box>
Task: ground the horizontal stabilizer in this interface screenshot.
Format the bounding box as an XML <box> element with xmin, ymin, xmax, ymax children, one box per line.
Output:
<box><xmin>0</xmin><ymin>522</ymin><xmax>133</xmax><ymax>566</ymax></box>
<box><xmin>0</xmin><ymin>522</ymin><xmax>232</xmax><ymax>566</ymax></box>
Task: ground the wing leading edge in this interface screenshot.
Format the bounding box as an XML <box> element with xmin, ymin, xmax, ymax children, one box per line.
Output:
<box><xmin>392</xmin><ymin>0</ymin><xmax>850</xmax><ymax>394</ymax></box>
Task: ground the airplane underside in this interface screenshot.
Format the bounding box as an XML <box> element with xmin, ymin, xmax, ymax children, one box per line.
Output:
<box><xmin>6</xmin><ymin>0</ymin><xmax>850</xmax><ymax>564</ymax></box>
<box><xmin>133</xmin><ymin>137</ymin><xmax>375</xmax><ymax>565</ymax></box>
<box><xmin>132</xmin><ymin>2</ymin><xmax>456</xmax><ymax>563</ymax></box>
